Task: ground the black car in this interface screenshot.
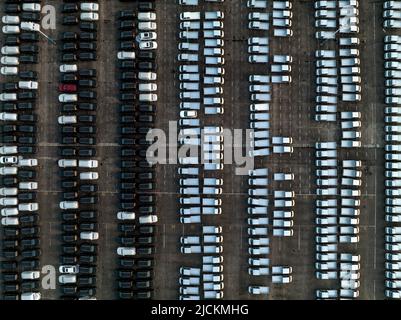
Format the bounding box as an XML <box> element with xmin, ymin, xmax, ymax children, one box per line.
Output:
<box><xmin>63</xmin><ymin>192</ymin><xmax>78</xmax><ymax>200</ymax></box>
<box><xmin>120</xmin><ymin>183</ymin><xmax>135</xmax><ymax>190</ymax></box>
<box><xmin>121</xmin><ymin>147</ymin><xmax>136</xmax><ymax>156</ymax></box>
<box><xmin>20</xmin><ymin>44</ymin><xmax>39</xmax><ymax>53</ymax></box>
<box><xmin>62</xmin><ymin>105</ymin><xmax>78</xmax><ymax>113</ymax></box>
<box><xmin>137</xmin><ymin>259</ymin><xmax>153</xmax><ymax>268</ymax></box>
<box><xmin>80</xmin><ymin>244</ymin><xmax>97</xmax><ymax>254</ymax></box>
<box><xmin>62</xmin><ymin>224</ymin><xmax>78</xmax><ymax>233</ymax></box>
<box><xmin>79</xmin><ymin>276</ymin><xmax>96</xmax><ymax>286</ymax></box>
<box><xmin>118</xmin><ymin>11</ymin><xmax>135</xmax><ymax>20</ymax></box>
<box><xmin>18</xmin><ymin>114</ymin><xmax>37</xmax><ymax>122</ymax></box>
<box><xmin>62</xmin><ymin>42</ymin><xmax>78</xmax><ymax>51</ymax></box>
<box><xmin>78</xmin><ymin>137</ymin><xmax>96</xmax><ymax>145</ymax></box>
<box><xmin>120</xmin><ymin>71</ymin><xmax>136</xmax><ymax>80</ymax></box>
<box><xmin>120</xmin><ymin>171</ymin><xmax>136</xmax><ymax>179</ymax></box>
<box><xmin>119</xmin><ymin>60</ymin><xmax>135</xmax><ymax>69</ymax></box>
<box><xmin>119</xmin><ymin>259</ymin><xmax>135</xmax><ymax>268</ymax></box>
<box><xmin>119</xmin><ymin>237</ymin><xmax>135</xmax><ymax>245</ymax></box>
<box><xmin>78</xmin><ymin>148</ymin><xmax>96</xmax><ymax>157</ymax></box>
<box><xmin>21</xmin><ymin>238</ymin><xmax>40</xmax><ymax>248</ymax></box>
<box><xmin>79</xmin><ymin>255</ymin><xmax>97</xmax><ymax>264</ymax></box>
<box><xmin>5</xmin><ymin>36</ymin><xmax>19</xmax><ymax>46</ymax></box>
<box><xmin>120</xmin><ymin>202</ymin><xmax>135</xmax><ymax>210</ymax></box>
<box><xmin>18</xmin><ymin>102</ymin><xmax>35</xmax><ymax>110</ymax></box>
<box><xmin>119</xmin><ymin>31</ymin><xmax>135</xmax><ymax>40</ymax></box>
<box><xmin>18</xmin><ymin>125</ymin><xmax>36</xmax><ymax>133</ymax></box>
<box><xmin>78</xmin><ymin>115</ymin><xmax>96</xmax><ymax>123</ymax></box>
<box><xmin>80</xmin><ymin>184</ymin><xmax>97</xmax><ymax>192</ymax></box>
<box><xmin>120</xmin><ymin>41</ymin><xmax>135</xmax><ymax>50</ymax></box>
<box><xmin>18</xmin><ymin>146</ymin><xmax>36</xmax><ymax>154</ymax></box>
<box><xmin>20</xmin><ymin>260</ymin><xmax>40</xmax><ymax>271</ymax></box>
<box><xmin>79</xmin><ymin>196</ymin><xmax>98</xmax><ymax>205</ymax></box>
<box><xmin>62</xmin><ymin>32</ymin><xmax>78</xmax><ymax>41</ymax></box>
<box><xmin>78</xmin><ymin>126</ymin><xmax>96</xmax><ymax>134</ymax></box>
<box><xmin>63</xmin><ymin>15</ymin><xmax>79</xmax><ymax>25</ymax></box>
<box><xmin>20</xmin><ymin>215</ymin><xmax>39</xmax><ymax>226</ymax></box>
<box><xmin>136</xmin><ymin>247</ymin><xmax>155</xmax><ymax>255</ymax></box>
<box><xmin>2</xmin><ymin>273</ymin><xmax>18</xmax><ymax>282</ymax></box>
<box><xmin>79</xmin><ymin>42</ymin><xmax>97</xmax><ymax>51</ymax></box>
<box><xmin>1</xmin><ymin>103</ymin><xmax>17</xmax><ymax>112</ymax></box>
<box><xmin>18</xmin><ymin>192</ymin><xmax>36</xmax><ymax>201</ymax></box>
<box><xmin>119</xmin><ymin>93</ymin><xmax>135</xmax><ymax>101</ymax></box>
<box><xmin>136</xmin><ymin>291</ymin><xmax>152</xmax><ymax>299</ymax></box>
<box><xmin>61</xmin><ymin>137</ymin><xmax>78</xmax><ymax>144</ymax></box>
<box><xmin>118</xmin><ymin>280</ymin><xmax>133</xmax><ymax>289</ymax></box>
<box><xmin>18</xmin><ymin>91</ymin><xmax>37</xmax><ymax>100</ymax></box>
<box><xmin>79</xmin><ymin>91</ymin><xmax>97</xmax><ymax>100</ymax></box>
<box><xmin>119</xmin><ymin>224</ymin><xmax>135</xmax><ymax>233</ymax></box>
<box><xmin>1</xmin><ymin>83</ymin><xmax>18</xmax><ymax>91</ymax></box>
<box><xmin>136</xmin><ymin>270</ymin><xmax>152</xmax><ymax>279</ymax></box>
<box><xmin>119</xmin><ymin>20</ymin><xmax>135</xmax><ymax>30</ymax></box>
<box><xmin>3</xmin><ymin>283</ymin><xmax>19</xmax><ymax>292</ymax></box>
<box><xmin>138</xmin><ymin>104</ymin><xmax>156</xmax><ymax>113</ymax></box>
<box><xmin>20</xmin><ymin>55</ymin><xmax>38</xmax><ymax>64</ymax></box>
<box><xmin>62</xmin><ymin>234</ymin><xmax>78</xmax><ymax>243</ymax></box>
<box><xmin>61</xmin><ymin>73</ymin><xmax>78</xmax><ymax>83</ymax></box>
<box><xmin>21</xmin><ymin>227</ymin><xmax>40</xmax><ymax>237</ymax></box>
<box><xmin>62</xmin><ymin>286</ymin><xmax>77</xmax><ymax>296</ymax></box>
<box><xmin>79</xmin><ymin>52</ymin><xmax>97</xmax><ymax>61</ymax></box>
<box><xmin>21</xmin><ymin>249</ymin><xmax>41</xmax><ymax>258</ymax></box>
<box><xmin>21</xmin><ymin>12</ymin><xmax>41</xmax><ymax>22</ymax></box>
<box><xmin>139</xmin><ymin>226</ymin><xmax>155</xmax><ymax>235</ymax></box>
<box><xmin>121</xmin><ymin>160</ymin><xmax>136</xmax><ymax>168</ymax></box>
<box><xmin>21</xmin><ymin>281</ymin><xmax>40</xmax><ymax>291</ymax></box>
<box><xmin>78</xmin><ymin>79</ymin><xmax>96</xmax><ymax>88</ymax></box>
<box><xmin>61</xmin><ymin>180</ymin><xmax>78</xmax><ymax>189</ymax></box>
<box><xmin>121</xmin><ymin>193</ymin><xmax>135</xmax><ymax>201</ymax></box>
<box><xmin>61</xmin><ymin>256</ymin><xmax>78</xmax><ymax>265</ymax></box>
<box><xmin>62</xmin><ymin>53</ymin><xmax>77</xmax><ymax>62</ymax></box>
<box><xmin>18</xmin><ymin>136</ymin><xmax>36</xmax><ymax>145</ymax></box>
<box><xmin>80</xmin><ymin>32</ymin><xmax>97</xmax><ymax>41</ymax></box>
<box><xmin>79</xmin><ymin>69</ymin><xmax>96</xmax><ymax>77</ymax></box>
<box><xmin>1</xmin><ymin>135</ymin><xmax>17</xmax><ymax>143</ymax></box>
<box><xmin>78</xmin><ymin>103</ymin><xmax>96</xmax><ymax>111</ymax></box>
<box><xmin>0</xmin><ymin>177</ymin><xmax>17</xmax><ymax>186</ymax></box>
<box><xmin>62</xmin><ymin>213</ymin><xmax>78</xmax><ymax>222</ymax></box>
<box><xmin>139</xmin><ymin>2</ymin><xmax>155</xmax><ymax>10</ymax></box>
<box><xmin>61</xmin><ymin>170</ymin><xmax>78</xmax><ymax>178</ymax></box>
<box><xmin>62</xmin><ymin>126</ymin><xmax>77</xmax><ymax>134</ymax></box>
<box><xmin>80</xmin><ymin>211</ymin><xmax>98</xmax><ymax>220</ymax></box>
<box><xmin>5</xmin><ymin>4</ymin><xmax>21</xmax><ymax>14</ymax></box>
<box><xmin>120</xmin><ymin>138</ymin><xmax>135</xmax><ymax>145</ymax></box>
<box><xmin>4</xmin><ymin>227</ymin><xmax>19</xmax><ymax>238</ymax></box>
<box><xmin>137</xmin><ymin>51</ymin><xmax>156</xmax><ymax>61</ymax></box>
<box><xmin>3</xmin><ymin>240</ymin><xmax>18</xmax><ymax>249</ymax></box>
<box><xmin>120</xmin><ymin>115</ymin><xmax>135</xmax><ymax>123</ymax></box>
<box><xmin>120</xmin><ymin>83</ymin><xmax>136</xmax><ymax>91</ymax></box>
<box><xmin>80</xmin><ymin>22</ymin><xmax>97</xmax><ymax>31</ymax></box>
<box><xmin>19</xmin><ymin>71</ymin><xmax>38</xmax><ymax>80</ymax></box>
<box><xmin>79</xmin><ymin>266</ymin><xmax>96</xmax><ymax>275</ymax></box>
<box><xmin>62</xmin><ymin>3</ymin><xmax>78</xmax><ymax>13</ymax></box>
<box><xmin>62</xmin><ymin>245</ymin><xmax>78</xmax><ymax>254</ymax></box>
<box><xmin>119</xmin><ymin>104</ymin><xmax>135</xmax><ymax>113</ymax></box>
<box><xmin>20</xmin><ymin>32</ymin><xmax>39</xmax><ymax>42</ymax></box>
<box><xmin>2</xmin><ymin>261</ymin><xmax>18</xmax><ymax>271</ymax></box>
<box><xmin>137</xmin><ymin>61</ymin><xmax>156</xmax><ymax>71</ymax></box>
<box><xmin>1</xmin><ymin>125</ymin><xmax>17</xmax><ymax>133</ymax></box>
<box><xmin>60</xmin><ymin>148</ymin><xmax>77</xmax><ymax>157</ymax></box>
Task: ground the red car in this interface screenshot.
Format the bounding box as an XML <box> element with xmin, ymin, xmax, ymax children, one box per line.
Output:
<box><xmin>59</xmin><ymin>84</ymin><xmax>77</xmax><ymax>92</ymax></box>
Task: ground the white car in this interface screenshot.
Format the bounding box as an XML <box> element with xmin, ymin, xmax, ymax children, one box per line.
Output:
<box><xmin>80</xmin><ymin>3</ymin><xmax>99</xmax><ymax>11</ymax></box>
<box><xmin>117</xmin><ymin>247</ymin><xmax>136</xmax><ymax>256</ymax></box>
<box><xmin>137</xmin><ymin>32</ymin><xmax>157</xmax><ymax>41</ymax></box>
<box><xmin>139</xmin><ymin>41</ymin><xmax>158</xmax><ymax>50</ymax></box>
<box><xmin>1</xmin><ymin>217</ymin><xmax>19</xmax><ymax>225</ymax></box>
<box><xmin>1</xmin><ymin>56</ymin><xmax>19</xmax><ymax>65</ymax></box>
<box><xmin>21</xmin><ymin>293</ymin><xmax>41</xmax><ymax>300</ymax></box>
<box><xmin>2</xmin><ymin>16</ymin><xmax>20</xmax><ymax>24</ymax></box>
<box><xmin>60</xmin><ymin>64</ymin><xmax>78</xmax><ymax>73</ymax></box>
<box><xmin>1</xmin><ymin>67</ymin><xmax>18</xmax><ymax>75</ymax></box>
<box><xmin>138</xmin><ymin>12</ymin><xmax>156</xmax><ymax>21</ymax></box>
<box><xmin>59</xmin><ymin>265</ymin><xmax>79</xmax><ymax>274</ymax></box>
<box><xmin>80</xmin><ymin>12</ymin><xmax>99</xmax><ymax>21</ymax></box>
<box><xmin>22</xmin><ymin>3</ymin><xmax>41</xmax><ymax>12</ymax></box>
<box><xmin>2</xmin><ymin>26</ymin><xmax>20</xmax><ymax>34</ymax></box>
<box><xmin>80</xmin><ymin>172</ymin><xmax>99</xmax><ymax>180</ymax></box>
<box><xmin>117</xmin><ymin>212</ymin><xmax>135</xmax><ymax>220</ymax></box>
<box><xmin>117</xmin><ymin>51</ymin><xmax>135</xmax><ymax>60</ymax></box>
<box><xmin>139</xmin><ymin>215</ymin><xmax>158</xmax><ymax>224</ymax></box>
<box><xmin>0</xmin><ymin>156</ymin><xmax>18</xmax><ymax>164</ymax></box>
<box><xmin>80</xmin><ymin>231</ymin><xmax>99</xmax><ymax>240</ymax></box>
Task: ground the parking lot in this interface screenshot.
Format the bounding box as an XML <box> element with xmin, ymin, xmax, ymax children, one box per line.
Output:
<box><xmin>0</xmin><ymin>0</ymin><xmax>394</xmax><ymax>300</ymax></box>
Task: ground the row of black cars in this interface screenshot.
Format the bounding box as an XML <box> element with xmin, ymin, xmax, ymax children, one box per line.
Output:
<box><xmin>1</xmin><ymin>0</ymin><xmax>42</xmax><ymax>301</ymax></box>
<box><xmin>116</xmin><ymin>2</ymin><xmax>157</xmax><ymax>300</ymax></box>
<box><xmin>58</xmin><ymin>0</ymin><xmax>100</xmax><ymax>300</ymax></box>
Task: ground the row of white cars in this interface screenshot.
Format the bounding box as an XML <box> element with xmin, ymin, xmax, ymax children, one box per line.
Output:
<box><xmin>383</xmin><ymin>1</ymin><xmax>401</xmax><ymax>29</ymax></box>
<box><xmin>383</xmin><ymin>15</ymin><xmax>401</xmax><ymax>299</ymax></box>
<box><xmin>178</xmin><ymin>226</ymin><xmax>224</xmax><ymax>300</ymax></box>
